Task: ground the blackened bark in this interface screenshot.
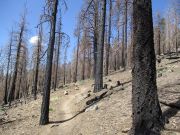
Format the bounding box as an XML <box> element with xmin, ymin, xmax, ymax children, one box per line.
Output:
<box><xmin>93</xmin><ymin>0</ymin><xmax>98</xmax><ymax>78</ymax></box>
<box><xmin>63</xmin><ymin>46</ymin><xmax>68</xmax><ymax>85</ymax></box>
<box><xmin>16</xmin><ymin>67</ymin><xmax>23</xmax><ymax>99</ymax></box>
<box><xmin>82</xmin><ymin>45</ymin><xmax>86</xmax><ymax>80</ymax></box>
<box><xmin>121</xmin><ymin>24</ymin><xmax>125</xmax><ymax>68</ymax></box>
<box><xmin>114</xmin><ymin>53</ymin><xmax>117</xmax><ymax>71</ymax></box>
<box><xmin>3</xmin><ymin>31</ymin><xmax>13</xmax><ymax>105</ymax></box>
<box><xmin>124</xmin><ymin>0</ymin><xmax>128</xmax><ymax>69</ymax></box>
<box><xmin>130</xmin><ymin>12</ymin><xmax>134</xmax><ymax>68</ymax></box>
<box><xmin>87</xmin><ymin>47</ymin><xmax>92</xmax><ymax>78</ymax></box>
<box><xmin>157</xmin><ymin>27</ymin><xmax>161</xmax><ymax>56</ymax></box>
<box><xmin>167</xmin><ymin>18</ymin><xmax>171</xmax><ymax>56</ymax></box>
<box><xmin>175</xmin><ymin>15</ymin><xmax>178</xmax><ymax>54</ymax></box>
<box><xmin>105</xmin><ymin>0</ymin><xmax>112</xmax><ymax>76</ymax></box>
<box><xmin>54</xmin><ymin>17</ymin><xmax>62</xmax><ymax>90</ymax></box>
<box><xmin>40</xmin><ymin>0</ymin><xmax>58</xmax><ymax>125</ymax></box>
<box><xmin>8</xmin><ymin>18</ymin><xmax>25</xmax><ymax>106</ymax></box>
<box><xmin>81</xmin><ymin>31</ymin><xmax>87</xmax><ymax>80</ymax></box>
<box><xmin>33</xmin><ymin>26</ymin><xmax>42</xmax><ymax>100</ymax></box>
<box><xmin>131</xmin><ymin>0</ymin><xmax>164</xmax><ymax>134</ymax></box>
<box><xmin>94</xmin><ymin>0</ymin><xmax>106</xmax><ymax>92</ymax></box>
<box><xmin>73</xmin><ymin>29</ymin><xmax>80</xmax><ymax>83</ymax></box>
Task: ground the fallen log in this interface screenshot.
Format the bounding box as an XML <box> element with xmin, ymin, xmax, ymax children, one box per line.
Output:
<box><xmin>86</xmin><ymin>90</ymin><xmax>110</xmax><ymax>105</ymax></box>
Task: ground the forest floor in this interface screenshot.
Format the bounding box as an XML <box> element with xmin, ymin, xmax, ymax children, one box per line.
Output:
<box><xmin>0</xmin><ymin>57</ymin><xmax>180</xmax><ymax>135</ymax></box>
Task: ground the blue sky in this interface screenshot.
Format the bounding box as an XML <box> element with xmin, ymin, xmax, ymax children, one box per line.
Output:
<box><xmin>0</xmin><ymin>0</ymin><xmax>170</xmax><ymax>59</ymax></box>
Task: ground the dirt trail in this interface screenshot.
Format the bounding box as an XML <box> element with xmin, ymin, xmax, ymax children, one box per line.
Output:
<box><xmin>39</xmin><ymin>86</ymin><xmax>89</xmax><ymax>135</ymax></box>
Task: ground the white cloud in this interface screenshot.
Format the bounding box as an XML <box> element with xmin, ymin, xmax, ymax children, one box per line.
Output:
<box><xmin>29</xmin><ymin>36</ymin><xmax>38</xmax><ymax>45</ymax></box>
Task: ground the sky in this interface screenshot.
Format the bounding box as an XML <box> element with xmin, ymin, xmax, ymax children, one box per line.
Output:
<box><xmin>0</xmin><ymin>0</ymin><xmax>170</xmax><ymax>60</ymax></box>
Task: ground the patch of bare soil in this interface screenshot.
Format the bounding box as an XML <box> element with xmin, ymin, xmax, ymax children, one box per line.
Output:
<box><xmin>0</xmin><ymin>58</ymin><xmax>180</xmax><ymax>135</ymax></box>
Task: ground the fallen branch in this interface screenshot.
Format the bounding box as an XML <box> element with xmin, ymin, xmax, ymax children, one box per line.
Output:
<box><xmin>160</xmin><ymin>101</ymin><xmax>180</xmax><ymax>110</ymax></box>
<box><xmin>86</xmin><ymin>91</ymin><xmax>108</xmax><ymax>105</ymax></box>
<box><xmin>0</xmin><ymin>120</ymin><xmax>16</xmax><ymax>126</ymax></box>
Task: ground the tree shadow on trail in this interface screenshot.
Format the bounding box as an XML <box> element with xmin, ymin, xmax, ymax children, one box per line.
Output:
<box><xmin>162</xmin><ymin>99</ymin><xmax>180</xmax><ymax>121</ymax></box>
<box><xmin>49</xmin><ymin>93</ymin><xmax>108</xmax><ymax>124</ymax></box>
<box><xmin>162</xmin><ymin>99</ymin><xmax>180</xmax><ymax>133</ymax></box>
<box><xmin>158</xmin><ymin>79</ymin><xmax>180</xmax><ymax>132</ymax></box>
<box><xmin>49</xmin><ymin>108</ymin><xmax>86</xmax><ymax>124</ymax></box>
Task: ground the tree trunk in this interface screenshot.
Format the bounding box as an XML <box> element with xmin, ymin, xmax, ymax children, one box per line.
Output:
<box><xmin>73</xmin><ymin>30</ymin><xmax>80</xmax><ymax>82</ymax></box>
<box><xmin>63</xmin><ymin>46</ymin><xmax>68</xmax><ymax>85</ymax></box>
<box><xmin>16</xmin><ymin>67</ymin><xmax>23</xmax><ymax>100</ymax></box>
<box><xmin>167</xmin><ymin>17</ymin><xmax>171</xmax><ymax>56</ymax></box>
<box><xmin>8</xmin><ymin>18</ymin><xmax>25</xmax><ymax>106</ymax></box>
<box><xmin>63</xmin><ymin>63</ymin><xmax>66</xmax><ymax>85</ymax></box>
<box><xmin>131</xmin><ymin>0</ymin><xmax>164</xmax><ymax>134</ymax></box>
<box><xmin>40</xmin><ymin>0</ymin><xmax>58</xmax><ymax>125</ymax></box>
<box><xmin>54</xmin><ymin>17</ymin><xmax>62</xmax><ymax>90</ymax></box>
<box><xmin>121</xmin><ymin>24</ymin><xmax>125</xmax><ymax>68</ymax></box>
<box><xmin>124</xmin><ymin>0</ymin><xmax>128</xmax><ymax>69</ymax></box>
<box><xmin>94</xmin><ymin>0</ymin><xmax>106</xmax><ymax>92</ymax></box>
<box><xmin>87</xmin><ymin>47</ymin><xmax>92</xmax><ymax>78</ymax></box>
<box><xmin>3</xmin><ymin>30</ymin><xmax>13</xmax><ymax>105</ymax></box>
<box><xmin>33</xmin><ymin>25</ymin><xmax>42</xmax><ymax>100</ymax></box>
<box><xmin>105</xmin><ymin>0</ymin><xmax>112</xmax><ymax>76</ymax></box>
<box><xmin>82</xmin><ymin>47</ymin><xmax>85</xmax><ymax>80</ymax></box>
<box><xmin>93</xmin><ymin>0</ymin><xmax>98</xmax><ymax>79</ymax></box>
<box><xmin>175</xmin><ymin>15</ymin><xmax>178</xmax><ymax>54</ymax></box>
<box><xmin>157</xmin><ymin>27</ymin><xmax>161</xmax><ymax>56</ymax></box>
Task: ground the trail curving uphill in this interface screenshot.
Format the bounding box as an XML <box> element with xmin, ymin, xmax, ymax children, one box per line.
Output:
<box><xmin>39</xmin><ymin>86</ymin><xmax>89</xmax><ymax>135</ymax></box>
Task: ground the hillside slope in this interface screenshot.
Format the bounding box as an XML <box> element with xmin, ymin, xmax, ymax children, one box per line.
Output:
<box><xmin>0</xmin><ymin>58</ymin><xmax>180</xmax><ymax>135</ymax></box>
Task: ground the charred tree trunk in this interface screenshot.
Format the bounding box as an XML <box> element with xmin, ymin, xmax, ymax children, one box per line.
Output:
<box><xmin>94</xmin><ymin>0</ymin><xmax>106</xmax><ymax>92</ymax></box>
<box><xmin>131</xmin><ymin>0</ymin><xmax>164</xmax><ymax>134</ymax></box>
<box><xmin>105</xmin><ymin>0</ymin><xmax>112</xmax><ymax>76</ymax></box>
<box><xmin>63</xmin><ymin>63</ymin><xmax>66</xmax><ymax>85</ymax></box>
<box><xmin>87</xmin><ymin>47</ymin><xmax>92</xmax><ymax>78</ymax></box>
<box><xmin>16</xmin><ymin>67</ymin><xmax>23</xmax><ymax>100</ymax></box>
<box><xmin>175</xmin><ymin>15</ymin><xmax>178</xmax><ymax>54</ymax></box>
<box><xmin>33</xmin><ymin>26</ymin><xmax>42</xmax><ymax>100</ymax></box>
<box><xmin>63</xmin><ymin>46</ymin><xmax>68</xmax><ymax>85</ymax></box>
<box><xmin>73</xmin><ymin>29</ymin><xmax>80</xmax><ymax>83</ymax></box>
<box><xmin>157</xmin><ymin>27</ymin><xmax>161</xmax><ymax>56</ymax></box>
<box><xmin>81</xmin><ymin>46</ymin><xmax>86</xmax><ymax>80</ymax></box>
<box><xmin>54</xmin><ymin>17</ymin><xmax>62</xmax><ymax>90</ymax></box>
<box><xmin>3</xmin><ymin>30</ymin><xmax>13</xmax><ymax>105</ymax></box>
<box><xmin>8</xmin><ymin>18</ymin><xmax>25</xmax><ymax>106</ymax></box>
<box><xmin>167</xmin><ymin>17</ymin><xmax>171</xmax><ymax>56</ymax></box>
<box><xmin>93</xmin><ymin>0</ymin><xmax>98</xmax><ymax>78</ymax></box>
<box><xmin>121</xmin><ymin>24</ymin><xmax>125</xmax><ymax>68</ymax></box>
<box><xmin>40</xmin><ymin>0</ymin><xmax>58</xmax><ymax>125</ymax></box>
<box><xmin>124</xmin><ymin>0</ymin><xmax>128</xmax><ymax>69</ymax></box>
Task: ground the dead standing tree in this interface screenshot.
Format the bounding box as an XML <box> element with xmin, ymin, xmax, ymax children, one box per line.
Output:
<box><xmin>105</xmin><ymin>0</ymin><xmax>112</xmax><ymax>76</ymax></box>
<box><xmin>94</xmin><ymin>0</ymin><xmax>106</xmax><ymax>92</ymax></box>
<box><xmin>40</xmin><ymin>0</ymin><xmax>59</xmax><ymax>125</ymax></box>
<box><xmin>73</xmin><ymin>21</ymin><xmax>81</xmax><ymax>83</ymax></box>
<box><xmin>15</xmin><ymin>44</ymin><xmax>28</xmax><ymax>100</ymax></box>
<box><xmin>124</xmin><ymin>0</ymin><xmax>128</xmax><ymax>69</ymax></box>
<box><xmin>32</xmin><ymin>23</ymin><xmax>43</xmax><ymax>100</ymax></box>
<box><xmin>62</xmin><ymin>34</ymin><xmax>70</xmax><ymax>85</ymax></box>
<box><xmin>81</xmin><ymin>0</ymin><xmax>106</xmax><ymax>91</ymax></box>
<box><xmin>8</xmin><ymin>14</ymin><xmax>26</xmax><ymax>106</ymax></box>
<box><xmin>53</xmin><ymin>14</ymin><xmax>62</xmax><ymax>91</ymax></box>
<box><xmin>93</xmin><ymin>0</ymin><xmax>99</xmax><ymax>79</ymax></box>
<box><xmin>3</xmin><ymin>30</ymin><xmax>13</xmax><ymax>105</ymax></box>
